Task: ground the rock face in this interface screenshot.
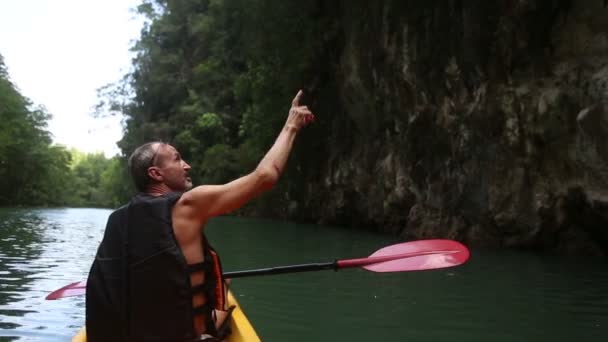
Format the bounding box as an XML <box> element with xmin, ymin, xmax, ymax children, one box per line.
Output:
<box><xmin>298</xmin><ymin>0</ymin><xmax>608</xmax><ymax>255</ymax></box>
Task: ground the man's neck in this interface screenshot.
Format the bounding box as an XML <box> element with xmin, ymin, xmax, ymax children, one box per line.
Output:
<box><xmin>145</xmin><ymin>183</ymin><xmax>173</xmax><ymax>196</ymax></box>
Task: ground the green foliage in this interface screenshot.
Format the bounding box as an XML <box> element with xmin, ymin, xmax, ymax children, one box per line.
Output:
<box><xmin>200</xmin><ymin>143</ymin><xmax>239</xmax><ymax>184</ymax></box>
<box><xmin>0</xmin><ymin>53</ymin><xmax>132</xmax><ymax>208</ymax></box>
<box><xmin>0</xmin><ymin>55</ymin><xmax>63</xmax><ymax>205</ymax></box>
<box><xmin>92</xmin><ymin>0</ymin><xmax>331</xmax><ymax>213</ymax></box>
<box><xmin>66</xmin><ymin>153</ymin><xmax>117</xmax><ymax>207</ymax></box>
<box><xmin>2</xmin><ymin>0</ymin><xmax>339</xmax><ymax>213</ymax></box>
<box><xmin>3</xmin><ymin>1</ymin><xmax>337</xmax><ymax>212</ymax></box>
<box><xmin>99</xmin><ymin>157</ymin><xmax>133</xmax><ymax>208</ymax></box>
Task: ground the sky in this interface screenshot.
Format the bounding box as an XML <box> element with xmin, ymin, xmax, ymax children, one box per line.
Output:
<box><xmin>0</xmin><ymin>0</ymin><xmax>144</xmax><ymax>157</ymax></box>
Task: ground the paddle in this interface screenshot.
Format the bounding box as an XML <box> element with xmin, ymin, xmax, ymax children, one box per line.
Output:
<box><xmin>45</xmin><ymin>239</ymin><xmax>469</xmax><ymax>300</ymax></box>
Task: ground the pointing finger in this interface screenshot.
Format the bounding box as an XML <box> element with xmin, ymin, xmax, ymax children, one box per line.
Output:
<box><xmin>292</xmin><ymin>90</ymin><xmax>303</xmax><ymax>107</ymax></box>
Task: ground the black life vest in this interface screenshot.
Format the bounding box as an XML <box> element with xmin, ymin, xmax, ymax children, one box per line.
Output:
<box><xmin>85</xmin><ymin>192</ymin><xmax>226</xmax><ymax>341</ymax></box>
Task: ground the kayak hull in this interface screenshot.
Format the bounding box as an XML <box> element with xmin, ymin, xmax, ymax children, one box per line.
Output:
<box><xmin>72</xmin><ymin>290</ymin><xmax>260</xmax><ymax>341</ymax></box>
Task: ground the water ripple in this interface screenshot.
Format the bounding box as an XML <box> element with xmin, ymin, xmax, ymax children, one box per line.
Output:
<box><xmin>0</xmin><ymin>208</ymin><xmax>110</xmax><ymax>341</ymax></box>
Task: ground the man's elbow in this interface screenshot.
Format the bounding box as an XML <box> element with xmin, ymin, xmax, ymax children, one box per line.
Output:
<box><xmin>255</xmin><ymin>167</ymin><xmax>279</xmax><ymax>191</ymax></box>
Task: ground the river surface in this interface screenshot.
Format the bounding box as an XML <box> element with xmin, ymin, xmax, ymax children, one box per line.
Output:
<box><xmin>0</xmin><ymin>207</ymin><xmax>607</xmax><ymax>341</ymax></box>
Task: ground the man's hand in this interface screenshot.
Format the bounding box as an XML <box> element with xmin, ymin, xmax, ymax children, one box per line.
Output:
<box><xmin>285</xmin><ymin>90</ymin><xmax>315</xmax><ymax>131</ymax></box>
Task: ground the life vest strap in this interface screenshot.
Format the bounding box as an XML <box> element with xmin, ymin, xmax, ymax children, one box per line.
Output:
<box><xmin>187</xmin><ymin>260</ymin><xmax>212</xmax><ymax>273</ymax></box>
<box><xmin>191</xmin><ymin>282</ymin><xmax>215</xmax><ymax>295</ymax></box>
<box><xmin>192</xmin><ymin>303</ymin><xmax>214</xmax><ymax>316</ymax></box>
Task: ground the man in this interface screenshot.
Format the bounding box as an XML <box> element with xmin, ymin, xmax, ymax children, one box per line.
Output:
<box><xmin>86</xmin><ymin>91</ymin><xmax>314</xmax><ymax>341</ymax></box>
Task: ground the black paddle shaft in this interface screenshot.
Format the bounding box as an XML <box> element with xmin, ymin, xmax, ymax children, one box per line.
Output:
<box><xmin>223</xmin><ymin>261</ymin><xmax>338</xmax><ymax>279</ymax></box>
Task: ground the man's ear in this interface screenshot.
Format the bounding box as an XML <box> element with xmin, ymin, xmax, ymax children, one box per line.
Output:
<box><xmin>147</xmin><ymin>167</ymin><xmax>163</xmax><ymax>182</ymax></box>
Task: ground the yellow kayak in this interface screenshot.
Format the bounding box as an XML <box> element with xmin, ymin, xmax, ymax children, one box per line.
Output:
<box><xmin>73</xmin><ymin>290</ymin><xmax>261</xmax><ymax>341</ymax></box>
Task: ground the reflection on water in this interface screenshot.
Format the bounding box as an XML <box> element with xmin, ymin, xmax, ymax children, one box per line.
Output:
<box><xmin>0</xmin><ymin>208</ymin><xmax>111</xmax><ymax>341</ymax></box>
<box><xmin>0</xmin><ymin>209</ymin><xmax>607</xmax><ymax>341</ymax></box>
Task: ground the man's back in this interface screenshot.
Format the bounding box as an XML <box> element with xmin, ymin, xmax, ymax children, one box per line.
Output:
<box><xmin>86</xmin><ymin>193</ymin><xmax>198</xmax><ymax>341</ymax></box>
<box><xmin>86</xmin><ymin>204</ymin><xmax>128</xmax><ymax>341</ymax></box>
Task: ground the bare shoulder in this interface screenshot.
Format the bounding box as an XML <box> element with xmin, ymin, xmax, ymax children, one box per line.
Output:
<box><xmin>173</xmin><ymin>184</ymin><xmax>225</xmax><ymax>225</ymax></box>
<box><xmin>176</xmin><ymin>185</ymin><xmax>217</xmax><ymax>213</ymax></box>
<box><xmin>172</xmin><ymin>190</ymin><xmax>209</xmax><ymax>242</ymax></box>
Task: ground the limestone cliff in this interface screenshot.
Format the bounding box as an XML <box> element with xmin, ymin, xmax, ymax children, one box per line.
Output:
<box><xmin>293</xmin><ymin>0</ymin><xmax>608</xmax><ymax>255</ymax></box>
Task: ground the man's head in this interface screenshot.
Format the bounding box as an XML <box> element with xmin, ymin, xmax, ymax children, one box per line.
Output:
<box><xmin>128</xmin><ymin>142</ymin><xmax>192</xmax><ymax>193</ymax></box>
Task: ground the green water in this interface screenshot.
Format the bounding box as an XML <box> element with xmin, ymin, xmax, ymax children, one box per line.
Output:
<box><xmin>0</xmin><ymin>208</ymin><xmax>607</xmax><ymax>341</ymax></box>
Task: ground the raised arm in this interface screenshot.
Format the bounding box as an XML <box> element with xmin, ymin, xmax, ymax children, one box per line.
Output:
<box><xmin>178</xmin><ymin>90</ymin><xmax>314</xmax><ymax>222</ymax></box>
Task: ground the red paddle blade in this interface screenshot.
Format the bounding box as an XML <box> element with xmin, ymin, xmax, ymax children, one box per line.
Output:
<box><xmin>337</xmin><ymin>239</ymin><xmax>470</xmax><ymax>272</ymax></box>
<box><xmin>45</xmin><ymin>280</ymin><xmax>87</xmax><ymax>300</ymax></box>
<box><xmin>364</xmin><ymin>239</ymin><xmax>469</xmax><ymax>272</ymax></box>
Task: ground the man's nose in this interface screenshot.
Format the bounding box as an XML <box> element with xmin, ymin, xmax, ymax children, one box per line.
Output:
<box><xmin>183</xmin><ymin>161</ymin><xmax>191</xmax><ymax>170</ymax></box>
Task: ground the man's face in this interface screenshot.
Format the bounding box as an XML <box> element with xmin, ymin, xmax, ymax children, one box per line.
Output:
<box><xmin>151</xmin><ymin>144</ymin><xmax>193</xmax><ymax>191</ymax></box>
